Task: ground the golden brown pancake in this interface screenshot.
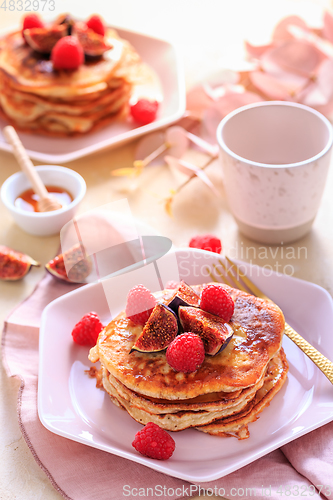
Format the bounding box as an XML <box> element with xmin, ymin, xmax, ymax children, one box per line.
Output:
<box><xmin>196</xmin><ymin>348</ymin><xmax>288</xmax><ymax>439</ymax></box>
<box><xmin>89</xmin><ymin>284</ymin><xmax>285</xmax><ymax>399</ymax></box>
<box><xmin>106</xmin><ymin>370</ymin><xmax>265</xmax><ymax>414</ymax></box>
<box><xmin>97</xmin><ymin>349</ymin><xmax>287</xmax><ymax>433</ymax></box>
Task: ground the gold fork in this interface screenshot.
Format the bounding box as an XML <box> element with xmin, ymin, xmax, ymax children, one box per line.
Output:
<box><xmin>208</xmin><ymin>256</ymin><xmax>333</xmax><ymax>385</ymax></box>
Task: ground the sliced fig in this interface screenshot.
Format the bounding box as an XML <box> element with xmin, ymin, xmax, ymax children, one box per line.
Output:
<box><xmin>24</xmin><ymin>24</ymin><xmax>67</xmax><ymax>54</ymax></box>
<box><xmin>73</xmin><ymin>22</ymin><xmax>112</xmax><ymax>56</ymax></box>
<box><xmin>167</xmin><ymin>281</ymin><xmax>200</xmax><ymax>313</ymax></box>
<box><xmin>54</xmin><ymin>14</ymin><xmax>75</xmax><ymax>35</ymax></box>
<box><xmin>46</xmin><ymin>244</ymin><xmax>92</xmax><ymax>283</ymax></box>
<box><xmin>0</xmin><ymin>245</ymin><xmax>39</xmax><ymax>281</ymax></box>
<box><xmin>178</xmin><ymin>306</ymin><xmax>233</xmax><ymax>356</ymax></box>
<box><xmin>131</xmin><ymin>304</ymin><xmax>178</xmax><ymax>353</ymax></box>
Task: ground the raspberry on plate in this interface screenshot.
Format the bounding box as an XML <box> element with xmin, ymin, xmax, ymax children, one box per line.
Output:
<box><xmin>189</xmin><ymin>234</ymin><xmax>222</xmax><ymax>254</ymax></box>
<box><xmin>22</xmin><ymin>13</ymin><xmax>44</xmax><ymax>39</ymax></box>
<box><xmin>200</xmin><ymin>283</ymin><xmax>234</xmax><ymax>322</ymax></box>
<box><xmin>71</xmin><ymin>312</ymin><xmax>104</xmax><ymax>346</ymax></box>
<box><xmin>86</xmin><ymin>15</ymin><xmax>105</xmax><ymax>36</ymax></box>
<box><xmin>125</xmin><ymin>284</ymin><xmax>157</xmax><ymax>326</ymax></box>
<box><xmin>132</xmin><ymin>422</ymin><xmax>175</xmax><ymax>460</ymax></box>
<box><xmin>51</xmin><ymin>36</ymin><xmax>84</xmax><ymax>70</ymax></box>
<box><xmin>130</xmin><ymin>99</ymin><xmax>159</xmax><ymax>125</ymax></box>
<box><xmin>166</xmin><ymin>332</ymin><xmax>205</xmax><ymax>373</ymax></box>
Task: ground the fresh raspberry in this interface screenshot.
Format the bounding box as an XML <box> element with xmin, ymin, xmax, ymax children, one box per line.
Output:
<box><xmin>200</xmin><ymin>283</ymin><xmax>234</xmax><ymax>322</ymax></box>
<box><xmin>125</xmin><ymin>284</ymin><xmax>157</xmax><ymax>326</ymax></box>
<box><xmin>71</xmin><ymin>312</ymin><xmax>104</xmax><ymax>346</ymax></box>
<box><xmin>86</xmin><ymin>15</ymin><xmax>105</xmax><ymax>36</ymax></box>
<box><xmin>165</xmin><ymin>280</ymin><xmax>179</xmax><ymax>289</ymax></box>
<box><xmin>130</xmin><ymin>99</ymin><xmax>159</xmax><ymax>125</ymax></box>
<box><xmin>51</xmin><ymin>36</ymin><xmax>84</xmax><ymax>70</ymax></box>
<box><xmin>132</xmin><ymin>422</ymin><xmax>175</xmax><ymax>460</ymax></box>
<box><xmin>166</xmin><ymin>333</ymin><xmax>205</xmax><ymax>373</ymax></box>
<box><xmin>22</xmin><ymin>13</ymin><xmax>44</xmax><ymax>39</ymax></box>
<box><xmin>189</xmin><ymin>234</ymin><xmax>222</xmax><ymax>254</ymax></box>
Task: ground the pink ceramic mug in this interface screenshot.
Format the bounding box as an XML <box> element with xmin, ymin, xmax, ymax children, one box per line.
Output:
<box><xmin>217</xmin><ymin>101</ymin><xmax>333</xmax><ymax>244</ymax></box>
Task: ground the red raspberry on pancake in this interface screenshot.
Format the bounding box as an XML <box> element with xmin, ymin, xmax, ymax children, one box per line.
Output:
<box><xmin>125</xmin><ymin>284</ymin><xmax>157</xmax><ymax>326</ymax></box>
<box><xmin>166</xmin><ymin>333</ymin><xmax>205</xmax><ymax>373</ymax></box>
<box><xmin>22</xmin><ymin>13</ymin><xmax>44</xmax><ymax>40</ymax></box>
<box><xmin>200</xmin><ymin>283</ymin><xmax>234</xmax><ymax>322</ymax></box>
<box><xmin>51</xmin><ymin>36</ymin><xmax>84</xmax><ymax>70</ymax></box>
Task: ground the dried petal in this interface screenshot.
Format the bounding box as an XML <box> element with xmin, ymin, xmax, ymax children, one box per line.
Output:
<box><xmin>164</xmin><ymin>195</ymin><xmax>174</xmax><ymax>217</ymax></box>
<box><xmin>213</xmin><ymin>91</ymin><xmax>263</xmax><ymax>118</ymax></box>
<box><xmin>288</xmin><ymin>24</ymin><xmax>333</xmax><ymax>59</ymax></box>
<box><xmin>272</xmin><ymin>15</ymin><xmax>309</xmax><ymax>42</ymax></box>
<box><xmin>165</xmin><ymin>127</ymin><xmax>189</xmax><ymax>158</ymax></box>
<box><xmin>250</xmin><ymin>71</ymin><xmax>292</xmax><ymax>100</ymax></box>
<box><xmin>201</xmin><ymin>107</ymin><xmax>224</xmax><ymax>144</ymax></box>
<box><xmin>165</xmin><ymin>156</ymin><xmax>220</xmax><ymax>197</ymax></box>
<box><xmin>261</xmin><ymin>40</ymin><xmax>325</xmax><ymax>77</ymax></box>
<box><xmin>323</xmin><ymin>11</ymin><xmax>333</xmax><ymax>44</ymax></box>
<box><xmin>186</xmin><ymin>85</ymin><xmax>215</xmax><ymax>119</ymax></box>
<box><xmin>297</xmin><ymin>59</ymin><xmax>333</xmax><ymax>106</ymax></box>
<box><xmin>245</xmin><ymin>40</ymin><xmax>273</xmax><ymax>59</ymax></box>
<box><xmin>134</xmin><ymin>131</ymin><xmax>166</xmax><ymax>166</ymax></box>
<box><xmin>111</xmin><ymin>167</ymin><xmax>140</xmax><ymax>177</ymax></box>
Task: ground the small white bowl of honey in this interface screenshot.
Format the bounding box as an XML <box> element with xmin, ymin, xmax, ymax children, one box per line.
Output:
<box><xmin>1</xmin><ymin>165</ymin><xmax>86</xmax><ymax>236</ymax></box>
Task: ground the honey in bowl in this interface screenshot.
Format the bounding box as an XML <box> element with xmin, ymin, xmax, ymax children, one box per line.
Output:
<box><xmin>15</xmin><ymin>186</ymin><xmax>73</xmax><ymax>212</ymax></box>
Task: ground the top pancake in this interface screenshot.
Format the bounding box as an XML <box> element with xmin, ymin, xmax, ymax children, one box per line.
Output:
<box><xmin>89</xmin><ymin>284</ymin><xmax>285</xmax><ymax>399</ymax></box>
<box><xmin>0</xmin><ymin>28</ymin><xmax>141</xmax><ymax>97</ymax></box>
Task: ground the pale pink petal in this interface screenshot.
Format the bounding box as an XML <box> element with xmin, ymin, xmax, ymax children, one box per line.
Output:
<box><xmin>261</xmin><ymin>49</ymin><xmax>312</xmax><ymax>92</ymax></box>
<box><xmin>323</xmin><ymin>11</ymin><xmax>333</xmax><ymax>44</ymax></box>
<box><xmin>165</xmin><ymin>126</ymin><xmax>189</xmax><ymax>157</ymax></box>
<box><xmin>250</xmin><ymin>71</ymin><xmax>292</xmax><ymax>100</ymax></box>
<box><xmin>245</xmin><ymin>40</ymin><xmax>273</xmax><ymax>59</ymax></box>
<box><xmin>203</xmin><ymin>70</ymin><xmax>240</xmax><ymax>100</ymax></box>
<box><xmin>272</xmin><ymin>15</ymin><xmax>309</xmax><ymax>42</ymax></box>
<box><xmin>165</xmin><ymin>156</ymin><xmax>220</xmax><ymax>197</ymax></box>
<box><xmin>296</xmin><ymin>59</ymin><xmax>333</xmax><ymax>106</ymax></box>
<box><xmin>186</xmin><ymin>130</ymin><xmax>219</xmax><ymax>157</ymax></box>
<box><xmin>186</xmin><ymin>85</ymin><xmax>215</xmax><ymax>118</ymax></box>
<box><xmin>287</xmin><ymin>24</ymin><xmax>333</xmax><ymax>58</ymax></box>
<box><xmin>213</xmin><ymin>91</ymin><xmax>263</xmax><ymax>118</ymax></box>
<box><xmin>261</xmin><ymin>40</ymin><xmax>325</xmax><ymax>77</ymax></box>
<box><xmin>201</xmin><ymin>107</ymin><xmax>224</xmax><ymax>144</ymax></box>
<box><xmin>134</xmin><ymin>131</ymin><xmax>166</xmax><ymax>166</ymax></box>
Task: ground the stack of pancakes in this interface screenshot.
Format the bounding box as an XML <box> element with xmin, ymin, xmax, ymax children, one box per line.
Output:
<box><xmin>0</xmin><ymin>27</ymin><xmax>155</xmax><ymax>136</ymax></box>
<box><xmin>89</xmin><ymin>284</ymin><xmax>288</xmax><ymax>440</ymax></box>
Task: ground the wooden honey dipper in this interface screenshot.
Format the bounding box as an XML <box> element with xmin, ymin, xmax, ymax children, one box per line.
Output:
<box><xmin>3</xmin><ymin>126</ymin><xmax>62</xmax><ymax>212</ymax></box>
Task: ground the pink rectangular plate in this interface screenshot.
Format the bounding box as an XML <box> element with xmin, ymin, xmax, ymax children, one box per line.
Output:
<box><xmin>38</xmin><ymin>249</ymin><xmax>333</xmax><ymax>482</ymax></box>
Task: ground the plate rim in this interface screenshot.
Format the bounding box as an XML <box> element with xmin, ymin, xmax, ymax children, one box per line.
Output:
<box><xmin>38</xmin><ymin>249</ymin><xmax>333</xmax><ymax>482</ymax></box>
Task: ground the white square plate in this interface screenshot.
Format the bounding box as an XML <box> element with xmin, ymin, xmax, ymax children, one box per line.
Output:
<box><xmin>38</xmin><ymin>249</ymin><xmax>333</xmax><ymax>482</ymax></box>
<box><xmin>0</xmin><ymin>27</ymin><xmax>185</xmax><ymax>164</ymax></box>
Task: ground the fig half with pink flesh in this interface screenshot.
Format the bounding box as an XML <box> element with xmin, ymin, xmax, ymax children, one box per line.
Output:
<box><xmin>24</xmin><ymin>24</ymin><xmax>67</xmax><ymax>53</ymax></box>
<box><xmin>178</xmin><ymin>306</ymin><xmax>233</xmax><ymax>356</ymax></box>
<box><xmin>131</xmin><ymin>304</ymin><xmax>178</xmax><ymax>353</ymax></box>
<box><xmin>0</xmin><ymin>245</ymin><xmax>40</xmax><ymax>281</ymax></box>
<box><xmin>73</xmin><ymin>22</ymin><xmax>112</xmax><ymax>56</ymax></box>
<box><xmin>45</xmin><ymin>244</ymin><xmax>92</xmax><ymax>283</ymax></box>
<box><xmin>167</xmin><ymin>281</ymin><xmax>200</xmax><ymax>314</ymax></box>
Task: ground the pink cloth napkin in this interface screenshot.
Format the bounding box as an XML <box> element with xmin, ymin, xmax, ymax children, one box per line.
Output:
<box><xmin>2</xmin><ymin>273</ymin><xmax>333</xmax><ymax>500</ymax></box>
